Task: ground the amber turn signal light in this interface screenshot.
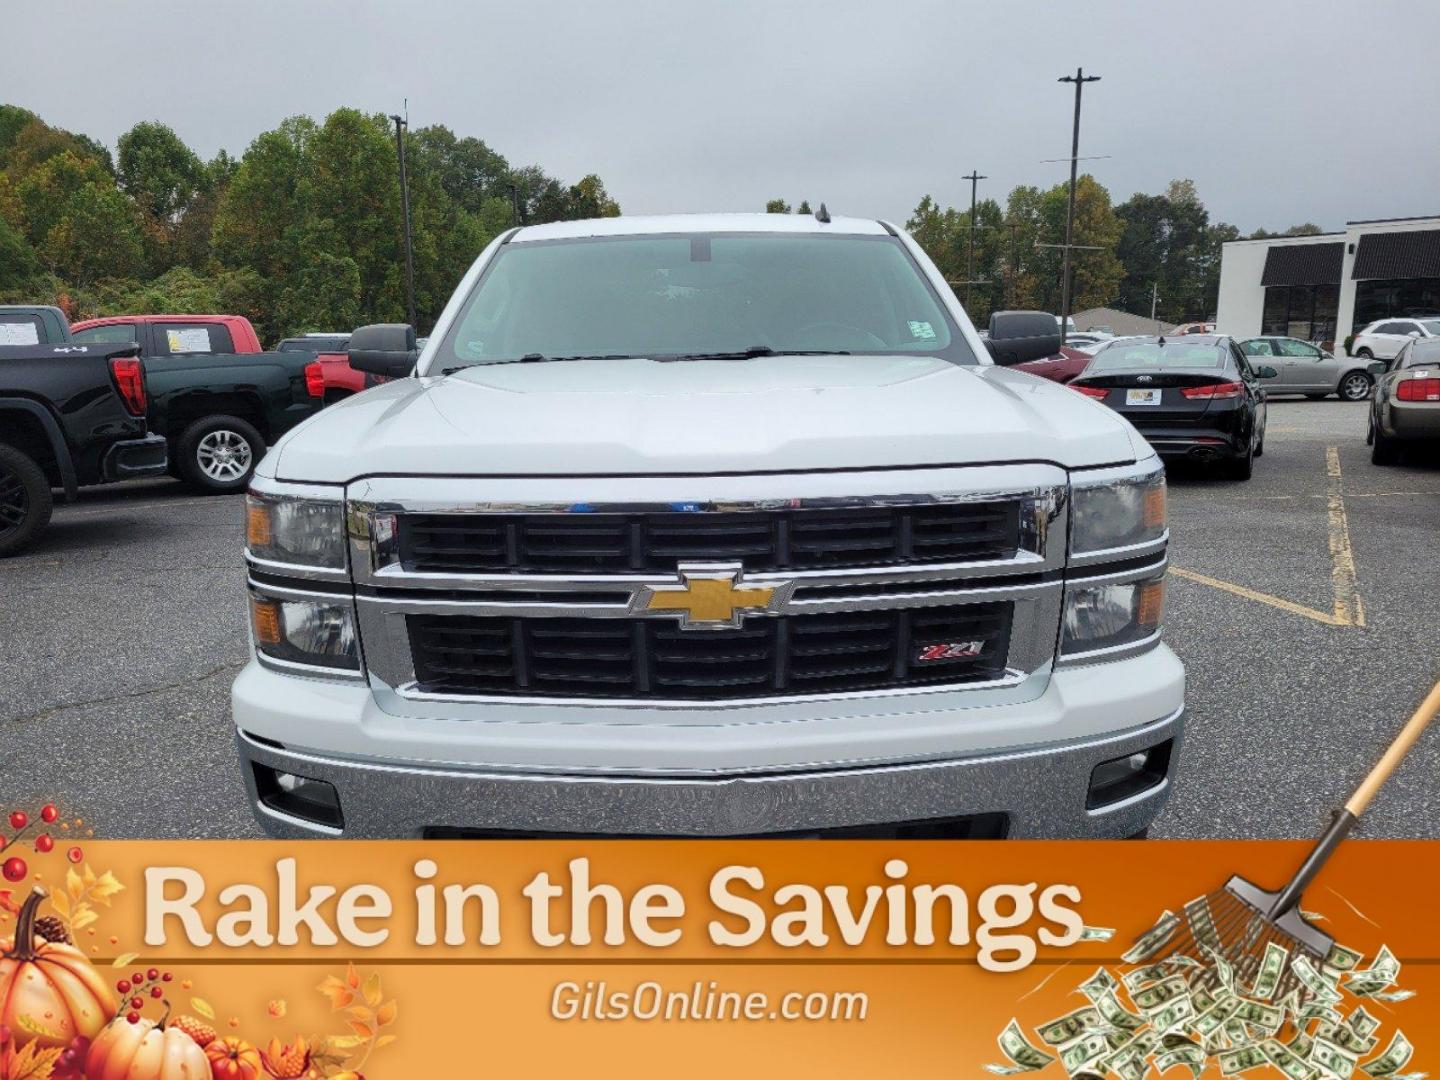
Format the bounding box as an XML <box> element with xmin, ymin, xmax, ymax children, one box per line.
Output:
<box><xmin>246</xmin><ymin>501</ymin><xmax>273</xmax><ymax>549</ymax></box>
<box><xmin>1142</xmin><ymin>483</ymin><xmax>1166</xmax><ymax>530</ymax></box>
<box><xmin>1136</xmin><ymin>579</ymin><xmax>1165</xmax><ymax>629</ymax></box>
<box><xmin>250</xmin><ymin>596</ymin><xmax>283</xmax><ymax>646</ymax></box>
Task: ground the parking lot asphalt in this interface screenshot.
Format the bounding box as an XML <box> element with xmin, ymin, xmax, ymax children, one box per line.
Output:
<box><xmin>2</xmin><ymin>399</ymin><xmax>1437</xmax><ymax>840</ymax></box>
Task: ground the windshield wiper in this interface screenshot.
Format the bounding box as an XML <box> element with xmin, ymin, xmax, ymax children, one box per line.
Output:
<box><xmin>441</xmin><ymin>353</ymin><xmax>637</xmax><ymax>374</ymax></box>
<box><xmin>658</xmin><ymin>347</ymin><xmax>850</xmax><ymax>362</ymax></box>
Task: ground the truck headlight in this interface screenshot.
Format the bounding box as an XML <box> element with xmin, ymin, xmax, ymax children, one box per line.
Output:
<box><xmin>1070</xmin><ymin>462</ymin><xmax>1166</xmax><ymax>556</ymax></box>
<box><xmin>250</xmin><ymin>593</ymin><xmax>360</xmax><ymax>671</ymax></box>
<box><xmin>1061</xmin><ymin>574</ymin><xmax>1164</xmax><ymax>656</ymax></box>
<box><xmin>246</xmin><ymin>489</ymin><xmax>347</xmax><ymax>569</ymax></box>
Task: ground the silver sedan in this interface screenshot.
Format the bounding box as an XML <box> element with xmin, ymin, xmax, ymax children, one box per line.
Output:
<box><xmin>1368</xmin><ymin>338</ymin><xmax>1440</xmax><ymax>464</ymax></box>
<box><xmin>1240</xmin><ymin>337</ymin><xmax>1376</xmax><ymax>401</ymax></box>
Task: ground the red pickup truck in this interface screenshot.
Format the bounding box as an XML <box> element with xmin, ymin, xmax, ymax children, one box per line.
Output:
<box><xmin>70</xmin><ymin>313</ymin><xmax>264</xmax><ymax>355</ymax></box>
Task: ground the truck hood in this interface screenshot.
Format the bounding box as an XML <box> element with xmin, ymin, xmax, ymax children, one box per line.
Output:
<box><xmin>265</xmin><ymin>355</ymin><xmax>1145</xmax><ymax>482</ymax></box>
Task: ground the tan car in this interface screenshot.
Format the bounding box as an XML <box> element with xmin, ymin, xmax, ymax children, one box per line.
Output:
<box><xmin>1368</xmin><ymin>338</ymin><xmax>1440</xmax><ymax>464</ymax></box>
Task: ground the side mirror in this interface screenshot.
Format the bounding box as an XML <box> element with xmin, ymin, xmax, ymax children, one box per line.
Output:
<box><xmin>984</xmin><ymin>311</ymin><xmax>1063</xmax><ymax>366</ymax></box>
<box><xmin>348</xmin><ymin>323</ymin><xmax>417</xmax><ymax>377</ymax></box>
<box><xmin>1255</xmin><ymin>365</ymin><xmax>1280</xmax><ymax>380</ymax></box>
<box><xmin>1408</xmin><ymin>330</ymin><xmax>1421</xmax><ymax>337</ymax></box>
<box><xmin>1368</xmin><ymin>361</ymin><xmax>1388</xmax><ymax>375</ymax></box>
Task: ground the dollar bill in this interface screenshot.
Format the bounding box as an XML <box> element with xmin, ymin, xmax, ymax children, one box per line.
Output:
<box><xmin>1123</xmin><ymin>912</ymin><xmax>1180</xmax><ymax>965</ymax></box>
<box><xmin>1319</xmin><ymin>1022</ymin><xmax>1379</xmax><ymax>1057</ymax></box>
<box><xmin>1293</xmin><ymin>955</ymin><xmax>1344</xmax><ymax>1005</ymax></box>
<box><xmin>1193</xmin><ymin>998</ymin><xmax>1242</xmax><ymax>1039</ymax></box>
<box><xmin>987</xmin><ymin>1019</ymin><xmax>1058</xmax><ymax>1075</ymax></box>
<box><xmin>1366</xmin><ymin>989</ymin><xmax>1415</xmax><ymax>1003</ymax></box>
<box><xmin>1345</xmin><ymin>946</ymin><xmax>1400</xmax><ymax>992</ymax></box>
<box><xmin>1037</xmin><ymin>1007</ymin><xmax>1104</xmax><ymax>1047</ymax></box>
<box><xmin>1095</xmin><ymin>990</ymin><xmax>1147</xmax><ymax>1033</ymax></box>
<box><xmin>1185</xmin><ymin>896</ymin><xmax>1221</xmax><ymax>952</ymax></box>
<box><xmin>1349</xmin><ymin>1007</ymin><xmax>1382</xmax><ymax>1039</ymax></box>
<box><xmin>1219</xmin><ymin>1045</ymin><xmax>1269</xmax><ymax>1075</ymax></box>
<box><xmin>1132</xmin><ymin>975</ymin><xmax>1189</xmax><ymax>1014</ymax></box>
<box><xmin>1079</xmin><ymin>967</ymin><xmax>1119</xmax><ymax>1003</ymax></box>
<box><xmin>1288</xmin><ymin>1032</ymin><xmax>1315</xmax><ymax>1059</ymax></box>
<box><xmin>1123</xmin><ymin>963</ymin><xmax>1172</xmax><ymax>992</ymax></box>
<box><xmin>1360</xmin><ymin>1032</ymin><xmax>1413</xmax><ymax>1078</ymax></box>
<box><xmin>1080</xmin><ymin>925</ymin><xmax>1116</xmax><ymax>942</ymax></box>
<box><xmin>1156</xmin><ymin>1045</ymin><xmax>1206</xmax><ymax>1078</ymax></box>
<box><xmin>1203</xmin><ymin>944</ymin><xmax>1237</xmax><ymax>992</ymax></box>
<box><xmin>1325</xmin><ymin>943</ymin><xmax>1365</xmax><ymax>973</ymax></box>
<box><xmin>1251</xmin><ymin>941</ymin><xmax>1289</xmax><ymax>1001</ymax></box>
<box><xmin>1149</xmin><ymin>995</ymin><xmax>1196</xmax><ymax>1034</ymax></box>
<box><xmin>1060</xmin><ymin>1033</ymin><xmax>1112</xmax><ymax>1075</ymax></box>
<box><xmin>1263</xmin><ymin>1038</ymin><xmax>1320</xmax><ymax>1080</ymax></box>
<box><xmin>1232</xmin><ymin>999</ymin><xmax>1284</xmax><ymax>1034</ymax></box>
<box><xmin>1313</xmin><ymin>1037</ymin><xmax>1360</xmax><ymax>1080</ymax></box>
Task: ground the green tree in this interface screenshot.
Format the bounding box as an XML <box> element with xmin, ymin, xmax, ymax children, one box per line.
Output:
<box><xmin>116</xmin><ymin>121</ymin><xmax>206</xmax><ymax>223</ymax></box>
<box><xmin>765</xmin><ymin>198</ymin><xmax>791</xmax><ymax>213</ymax></box>
<box><xmin>796</xmin><ymin>200</ymin><xmax>812</xmax><ymax>215</ymax></box>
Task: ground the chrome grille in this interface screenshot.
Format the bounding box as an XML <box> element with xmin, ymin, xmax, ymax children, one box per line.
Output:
<box><xmin>396</xmin><ymin>502</ymin><xmax>1021</xmax><ymax>575</ymax></box>
<box><xmin>408</xmin><ymin>603</ymin><xmax>1013</xmax><ymax>700</ymax></box>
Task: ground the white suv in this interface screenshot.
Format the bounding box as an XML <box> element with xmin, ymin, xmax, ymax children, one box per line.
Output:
<box><xmin>233</xmin><ymin>213</ymin><xmax>1184</xmax><ymax>840</ymax></box>
<box><xmin>1351</xmin><ymin>317</ymin><xmax>1440</xmax><ymax>361</ymax></box>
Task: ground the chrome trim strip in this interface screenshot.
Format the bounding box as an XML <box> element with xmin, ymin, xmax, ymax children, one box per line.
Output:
<box><xmin>254</xmin><ymin>650</ymin><xmax>366</xmax><ymax>683</ymax></box>
<box><xmin>245</xmin><ymin>552</ymin><xmax>351</xmax><ymax>583</ymax></box>
<box><xmin>247</xmin><ymin>476</ymin><xmax>346</xmax><ymax>500</ymax></box>
<box><xmin>247</xmin><ymin>576</ymin><xmax>355</xmax><ymax>604</ymax></box>
<box><xmin>1058</xmin><ymin>629</ymin><xmax>1164</xmax><ymax>669</ymax></box>
<box><xmin>1067</xmin><ymin>531</ymin><xmax>1169</xmax><ymax>569</ymax></box>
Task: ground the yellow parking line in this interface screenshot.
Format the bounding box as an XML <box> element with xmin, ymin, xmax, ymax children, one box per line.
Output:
<box><xmin>1325</xmin><ymin>447</ymin><xmax>1366</xmax><ymax>627</ymax></box>
<box><xmin>1170</xmin><ymin>568</ymin><xmax>1349</xmax><ymax>626</ymax></box>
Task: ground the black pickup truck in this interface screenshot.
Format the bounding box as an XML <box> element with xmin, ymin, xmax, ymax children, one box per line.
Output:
<box><xmin>6</xmin><ymin>308</ymin><xmax>322</xmax><ymax>493</ymax></box>
<box><xmin>0</xmin><ymin>342</ymin><xmax>168</xmax><ymax>555</ymax></box>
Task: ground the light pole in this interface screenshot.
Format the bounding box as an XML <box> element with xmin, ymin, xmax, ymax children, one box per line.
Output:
<box><xmin>962</xmin><ymin>169</ymin><xmax>987</xmax><ymax>308</ymax></box>
<box><xmin>1057</xmin><ymin>67</ymin><xmax>1100</xmax><ymax>345</ymax></box>
<box><xmin>389</xmin><ymin>113</ymin><xmax>417</xmax><ymax>331</ymax></box>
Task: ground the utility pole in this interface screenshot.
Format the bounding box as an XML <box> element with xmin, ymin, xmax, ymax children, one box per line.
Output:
<box><xmin>962</xmin><ymin>169</ymin><xmax>987</xmax><ymax>306</ymax></box>
<box><xmin>1057</xmin><ymin>67</ymin><xmax>1100</xmax><ymax>345</ymax></box>
<box><xmin>389</xmin><ymin>113</ymin><xmax>417</xmax><ymax>331</ymax></box>
<box><xmin>1150</xmin><ymin>282</ymin><xmax>1160</xmax><ymax>332</ymax></box>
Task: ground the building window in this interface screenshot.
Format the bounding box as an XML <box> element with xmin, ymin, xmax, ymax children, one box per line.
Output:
<box><xmin>1354</xmin><ymin>278</ymin><xmax>1440</xmax><ymax>330</ymax></box>
<box><xmin>1261</xmin><ymin>283</ymin><xmax>1339</xmax><ymax>342</ymax></box>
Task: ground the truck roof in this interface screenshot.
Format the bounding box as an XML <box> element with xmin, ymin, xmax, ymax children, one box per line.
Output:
<box><xmin>511</xmin><ymin>212</ymin><xmax>891</xmax><ymax>243</ymax></box>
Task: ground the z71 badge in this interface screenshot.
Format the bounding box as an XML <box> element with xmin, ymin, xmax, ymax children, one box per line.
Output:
<box><xmin>916</xmin><ymin>641</ymin><xmax>984</xmax><ymax>662</ymax></box>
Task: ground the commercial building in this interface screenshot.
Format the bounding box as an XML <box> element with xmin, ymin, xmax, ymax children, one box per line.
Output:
<box><xmin>1215</xmin><ymin>214</ymin><xmax>1440</xmax><ymax>346</ymax></box>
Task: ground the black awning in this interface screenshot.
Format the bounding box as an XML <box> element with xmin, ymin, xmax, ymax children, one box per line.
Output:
<box><xmin>1352</xmin><ymin>229</ymin><xmax>1440</xmax><ymax>280</ymax></box>
<box><xmin>1260</xmin><ymin>242</ymin><xmax>1343</xmax><ymax>287</ymax></box>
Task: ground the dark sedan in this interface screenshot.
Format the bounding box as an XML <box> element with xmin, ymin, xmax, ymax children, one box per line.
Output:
<box><xmin>1070</xmin><ymin>335</ymin><xmax>1276</xmax><ymax>480</ymax></box>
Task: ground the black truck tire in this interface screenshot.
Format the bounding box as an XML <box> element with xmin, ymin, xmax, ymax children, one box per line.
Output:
<box><xmin>0</xmin><ymin>443</ymin><xmax>54</xmax><ymax>556</ymax></box>
<box><xmin>175</xmin><ymin>415</ymin><xmax>265</xmax><ymax>494</ymax></box>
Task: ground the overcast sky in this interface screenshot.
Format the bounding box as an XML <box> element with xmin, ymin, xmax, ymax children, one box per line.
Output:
<box><xmin>5</xmin><ymin>0</ymin><xmax>1437</xmax><ymax>234</ymax></box>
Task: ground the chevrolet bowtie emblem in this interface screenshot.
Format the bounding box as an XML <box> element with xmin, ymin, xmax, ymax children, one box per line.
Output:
<box><xmin>636</xmin><ymin>564</ymin><xmax>793</xmax><ymax>630</ymax></box>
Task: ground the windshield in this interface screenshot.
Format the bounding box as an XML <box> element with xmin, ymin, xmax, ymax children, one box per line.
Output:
<box><xmin>433</xmin><ymin>232</ymin><xmax>976</xmax><ymax>369</ymax></box>
<box><xmin>1089</xmin><ymin>342</ymin><xmax>1225</xmax><ymax>370</ymax></box>
<box><xmin>1420</xmin><ymin>319</ymin><xmax>1440</xmax><ymax>336</ymax></box>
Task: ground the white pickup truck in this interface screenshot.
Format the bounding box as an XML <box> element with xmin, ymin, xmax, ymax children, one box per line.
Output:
<box><xmin>233</xmin><ymin>212</ymin><xmax>1183</xmax><ymax>839</ymax></box>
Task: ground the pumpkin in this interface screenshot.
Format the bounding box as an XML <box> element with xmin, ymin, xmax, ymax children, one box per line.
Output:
<box><xmin>0</xmin><ymin>887</ymin><xmax>115</xmax><ymax>1049</ymax></box>
<box><xmin>206</xmin><ymin>1036</ymin><xmax>264</xmax><ymax>1080</ymax></box>
<box><xmin>86</xmin><ymin>1014</ymin><xmax>210</xmax><ymax>1080</ymax></box>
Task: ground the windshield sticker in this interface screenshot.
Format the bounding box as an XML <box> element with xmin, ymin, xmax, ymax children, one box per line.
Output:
<box><xmin>908</xmin><ymin>320</ymin><xmax>937</xmax><ymax>340</ymax></box>
<box><xmin>0</xmin><ymin>322</ymin><xmax>40</xmax><ymax>346</ymax></box>
<box><xmin>167</xmin><ymin>327</ymin><xmax>212</xmax><ymax>353</ymax></box>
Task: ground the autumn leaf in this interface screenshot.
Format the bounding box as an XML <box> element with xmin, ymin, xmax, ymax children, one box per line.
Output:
<box><xmin>65</xmin><ymin>868</ymin><xmax>83</xmax><ymax>902</ymax></box>
<box><xmin>346</xmin><ymin>1020</ymin><xmax>373</xmax><ymax>1040</ymax></box>
<box><xmin>317</xmin><ymin>975</ymin><xmax>354</xmax><ymax>1011</ymax></box>
<box><xmin>4</xmin><ymin>1040</ymin><xmax>64</xmax><ymax>1080</ymax></box>
<box><xmin>267</xmin><ymin>999</ymin><xmax>287</xmax><ymax>1018</ymax></box>
<box><xmin>344</xmin><ymin>962</ymin><xmax>360</xmax><ymax>990</ymax></box>
<box><xmin>191</xmin><ymin>997</ymin><xmax>216</xmax><ymax>1020</ymax></box>
<box><xmin>82</xmin><ymin>864</ymin><xmax>96</xmax><ymax>889</ymax></box>
<box><xmin>375</xmin><ymin>1033</ymin><xmax>398</xmax><ymax>1050</ymax></box>
<box><xmin>111</xmin><ymin>952</ymin><xmax>139</xmax><ymax>968</ymax></box>
<box><xmin>361</xmin><ymin>972</ymin><xmax>382</xmax><ymax>1007</ymax></box>
<box><xmin>90</xmin><ymin>870</ymin><xmax>124</xmax><ymax>905</ymax></box>
<box><xmin>45</xmin><ymin>892</ymin><xmax>67</xmax><ymax>919</ymax></box>
<box><xmin>14</xmin><ymin>1013</ymin><xmax>65</xmax><ymax>1040</ymax></box>
<box><xmin>345</xmin><ymin>1006</ymin><xmax>372</xmax><ymax>1023</ymax></box>
<box><xmin>375</xmin><ymin>1000</ymin><xmax>397</xmax><ymax>1027</ymax></box>
<box><xmin>323</xmin><ymin>1035</ymin><xmax>366</xmax><ymax>1052</ymax></box>
<box><xmin>70</xmin><ymin>907</ymin><xmax>98</xmax><ymax>932</ymax></box>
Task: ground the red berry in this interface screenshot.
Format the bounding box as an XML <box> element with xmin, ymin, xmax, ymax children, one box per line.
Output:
<box><xmin>126</xmin><ymin>1012</ymin><xmax>140</xmax><ymax>1024</ymax></box>
<box><xmin>8</xmin><ymin>811</ymin><xmax>27</xmax><ymax>831</ymax></box>
<box><xmin>35</xmin><ymin>835</ymin><xmax>54</xmax><ymax>853</ymax></box>
<box><xmin>150</xmin><ymin>986</ymin><xmax>162</xmax><ymax>999</ymax></box>
<box><xmin>116</xmin><ymin>980</ymin><xmax>131</xmax><ymax>994</ymax></box>
<box><xmin>132</xmin><ymin>972</ymin><xmax>144</xmax><ymax>985</ymax></box>
<box><xmin>161</xmin><ymin>972</ymin><xmax>173</xmax><ymax>982</ymax></box>
<box><xmin>40</xmin><ymin>805</ymin><xmax>58</xmax><ymax>824</ymax></box>
<box><xmin>147</xmin><ymin>967</ymin><xmax>159</xmax><ymax>981</ymax></box>
<box><xmin>2</xmin><ymin>857</ymin><xmax>26</xmax><ymax>882</ymax></box>
<box><xmin>130</xmin><ymin>996</ymin><xmax>143</xmax><ymax>1010</ymax></box>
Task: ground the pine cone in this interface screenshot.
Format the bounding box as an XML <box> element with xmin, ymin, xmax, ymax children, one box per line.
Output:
<box><xmin>171</xmin><ymin>1015</ymin><xmax>218</xmax><ymax>1048</ymax></box>
<box><xmin>33</xmin><ymin>915</ymin><xmax>70</xmax><ymax>944</ymax></box>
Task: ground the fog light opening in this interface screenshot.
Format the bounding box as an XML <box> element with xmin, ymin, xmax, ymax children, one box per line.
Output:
<box><xmin>252</xmin><ymin>763</ymin><xmax>343</xmax><ymax>829</ymax></box>
<box><xmin>1087</xmin><ymin>740</ymin><xmax>1172</xmax><ymax>810</ymax></box>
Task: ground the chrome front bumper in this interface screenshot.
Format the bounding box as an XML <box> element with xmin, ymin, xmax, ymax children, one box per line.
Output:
<box><xmin>237</xmin><ymin>705</ymin><xmax>1182</xmax><ymax>839</ymax></box>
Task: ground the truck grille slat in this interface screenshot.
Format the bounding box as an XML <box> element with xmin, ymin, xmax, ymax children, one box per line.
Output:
<box><xmin>398</xmin><ymin>502</ymin><xmax>1021</xmax><ymax>574</ymax></box>
<box><xmin>407</xmin><ymin>602</ymin><xmax>1012</xmax><ymax>700</ymax></box>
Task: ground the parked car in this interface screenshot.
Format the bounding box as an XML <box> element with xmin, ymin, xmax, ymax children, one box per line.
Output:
<box><xmin>1070</xmin><ymin>334</ymin><xmax>1273</xmax><ymax>480</ymax></box>
<box><xmin>70</xmin><ymin>313</ymin><xmax>321</xmax><ymax>492</ymax></box>
<box><xmin>1239</xmin><ymin>336</ymin><xmax>1375</xmax><ymax>401</ymax></box>
<box><xmin>1170</xmin><ymin>322</ymin><xmax>1216</xmax><ymax>336</ymax></box>
<box><xmin>1060</xmin><ymin>332</ymin><xmax>1111</xmax><ymax>353</ymax></box>
<box><xmin>0</xmin><ymin>305</ymin><xmax>72</xmax><ymax>346</ymax></box>
<box><xmin>233</xmin><ymin>214</ymin><xmax>1182</xmax><ymax>841</ymax></box>
<box><xmin>1368</xmin><ymin>337</ymin><xmax>1440</xmax><ymax>465</ymax></box>
<box><xmin>0</xmin><ymin>341</ymin><xmax>167</xmax><ymax>554</ymax></box>
<box><xmin>1014</xmin><ymin>345</ymin><xmax>1097</xmax><ymax>383</ymax></box>
<box><xmin>1350</xmin><ymin>317</ymin><xmax>1440</xmax><ymax>361</ymax></box>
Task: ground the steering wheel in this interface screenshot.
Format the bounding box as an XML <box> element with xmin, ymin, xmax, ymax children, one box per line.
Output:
<box><xmin>794</xmin><ymin>321</ymin><xmax>888</xmax><ymax>352</ymax></box>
